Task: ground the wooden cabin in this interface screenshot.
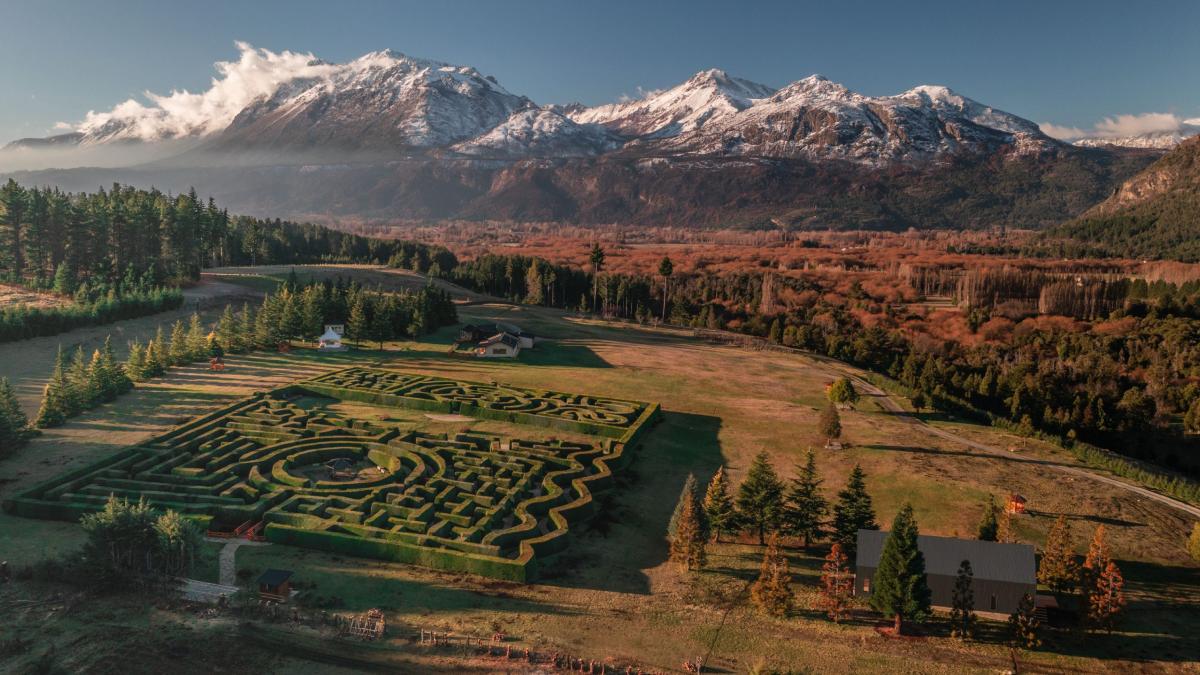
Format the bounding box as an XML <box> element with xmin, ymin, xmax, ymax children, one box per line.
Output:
<box><xmin>257</xmin><ymin>568</ymin><xmax>294</xmax><ymax>602</ymax></box>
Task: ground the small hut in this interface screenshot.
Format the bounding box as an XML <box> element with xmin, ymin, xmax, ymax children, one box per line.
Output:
<box><xmin>318</xmin><ymin>324</ymin><xmax>346</xmax><ymax>351</ymax></box>
<box><xmin>1006</xmin><ymin>493</ymin><xmax>1027</xmax><ymax>514</ymax></box>
<box><xmin>257</xmin><ymin>569</ymin><xmax>294</xmax><ymax>602</ymax></box>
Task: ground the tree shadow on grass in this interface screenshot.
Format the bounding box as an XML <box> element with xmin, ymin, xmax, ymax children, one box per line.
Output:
<box><xmin>1022</xmin><ymin>509</ymin><xmax>1148</xmax><ymax>529</ymax></box>
<box><xmin>516</xmin><ymin>342</ymin><xmax>611</xmax><ymax>369</ymax></box>
<box><xmin>861</xmin><ymin>443</ymin><xmax>1081</xmax><ymax>470</ymax></box>
<box><xmin>537</xmin><ymin>410</ymin><xmax>724</xmax><ymax>595</ymax></box>
<box><xmin>236</xmin><ymin>546</ymin><xmax>578</xmax><ymax>619</ymax></box>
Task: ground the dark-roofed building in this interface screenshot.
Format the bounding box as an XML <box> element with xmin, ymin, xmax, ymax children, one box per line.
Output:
<box><xmin>475</xmin><ymin>332</ymin><xmax>522</xmax><ymax>358</ymax></box>
<box><xmin>855</xmin><ymin>529</ymin><xmax>1035</xmax><ymax>615</ymax></box>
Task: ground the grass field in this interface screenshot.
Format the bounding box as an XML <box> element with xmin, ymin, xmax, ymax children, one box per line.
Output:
<box><xmin>2</xmin><ymin>265</ymin><xmax>1198</xmax><ymax>673</ymax></box>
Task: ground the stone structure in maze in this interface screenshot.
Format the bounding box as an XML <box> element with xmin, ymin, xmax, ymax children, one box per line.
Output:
<box><xmin>5</xmin><ymin>367</ymin><xmax>660</xmax><ymax>581</ymax></box>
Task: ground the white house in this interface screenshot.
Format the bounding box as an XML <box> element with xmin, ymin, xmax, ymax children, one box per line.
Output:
<box><xmin>475</xmin><ymin>332</ymin><xmax>521</xmax><ymax>359</ymax></box>
<box><xmin>318</xmin><ymin>324</ymin><xmax>346</xmax><ymax>351</ymax></box>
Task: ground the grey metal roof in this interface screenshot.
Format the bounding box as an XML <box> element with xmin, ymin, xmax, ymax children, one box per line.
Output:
<box><xmin>856</xmin><ymin>530</ymin><xmax>1035</xmax><ymax>585</ymax></box>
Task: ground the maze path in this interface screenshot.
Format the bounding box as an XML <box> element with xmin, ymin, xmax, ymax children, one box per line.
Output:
<box><xmin>7</xmin><ymin>366</ymin><xmax>660</xmax><ymax>581</ymax></box>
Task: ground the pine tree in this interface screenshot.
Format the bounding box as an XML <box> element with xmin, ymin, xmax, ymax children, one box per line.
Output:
<box><xmin>145</xmin><ymin>327</ymin><xmax>168</xmax><ymax>378</ymax></box>
<box><xmin>0</xmin><ymin>376</ymin><xmax>29</xmax><ymax>452</ymax></box>
<box><xmin>1038</xmin><ymin>515</ymin><xmax>1077</xmax><ymax>593</ymax></box>
<box><xmin>87</xmin><ymin>348</ymin><xmax>107</xmax><ymax>404</ymax></box>
<box><xmin>736</xmin><ymin>451</ymin><xmax>785</xmax><ymax>545</ymax></box>
<box><xmin>817</xmin><ymin>542</ymin><xmax>853</xmax><ymax>623</ymax></box>
<box><xmin>101</xmin><ymin>336</ymin><xmax>132</xmax><ymax>395</ymax></box>
<box><xmin>1188</xmin><ymin>523</ymin><xmax>1200</xmax><ymax>562</ymax></box>
<box><xmin>819</xmin><ymin>403</ymin><xmax>842</xmax><ymax>443</ymax></box>
<box><xmin>1087</xmin><ymin>561</ymin><xmax>1125</xmax><ymax>633</ymax></box>
<box><xmin>784</xmin><ymin>450</ymin><xmax>827</xmax><ymax>549</ymax></box>
<box><xmin>977</xmin><ymin>494</ymin><xmax>999</xmax><ymax>541</ymax></box>
<box><xmin>1008</xmin><ymin>593</ymin><xmax>1042</xmax><ymax>649</ymax></box>
<box><xmin>125</xmin><ymin>340</ymin><xmax>148</xmax><ymax>382</ymax></box>
<box><xmin>750</xmin><ymin>534</ymin><xmax>793</xmax><ymax>617</ymax></box>
<box><xmin>186</xmin><ymin>313</ymin><xmax>207</xmax><ymax>361</ymax></box>
<box><xmin>669</xmin><ymin>489</ymin><xmax>707</xmax><ymax>571</ymax></box>
<box><xmin>703</xmin><ymin>467</ymin><xmax>735</xmax><ymax>542</ymax></box>
<box><xmin>67</xmin><ymin>345</ymin><xmax>94</xmax><ymax>412</ymax></box>
<box><xmin>831</xmin><ymin>464</ymin><xmax>877</xmax><ymax>557</ymax></box>
<box><xmin>35</xmin><ymin>348</ymin><xmax>71</xmax><ymax>428</ymax></box>
<box><xmin>168</xmin><ymin>320</ymin><xmax>189</xmax><ymax>366</ymax></box>
<box><xmin>237</xmin><ymin>302</ymin><xmax>256</xmax><ymax>351</ymax></box>
<box><xmin>348</xmin><ymin>294</ymin><xmax>370</xmax><ymax>345</ymax></box>
<box><xmin>669</xmin><ymin>473</ymin><xmax>703</xmax><ymax>537</ymax></box>
<box><xmin>869</xmin><ymin>503</ymin><xmax>932</xmax><ymax>634</ymax></box>
<box><xmin>216</xmin><ymin>305</ymin><xmax>238</xmax><ymax>352</ymax></box>
<box><xmin>950</xmin><ymin>560</ymin><xmax>977</xmax><ymax>640</ymax></box>
<box><xmin>997</xmin><ymin>506</ymin><xmax>1014</xmax><ymax>544</ymax></box>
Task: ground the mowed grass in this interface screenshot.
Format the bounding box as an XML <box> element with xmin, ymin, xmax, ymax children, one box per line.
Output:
<box><xmin>1</xmin><ymin>297</ymin><xmax>1198</xmax><ymax>672</ymax></box>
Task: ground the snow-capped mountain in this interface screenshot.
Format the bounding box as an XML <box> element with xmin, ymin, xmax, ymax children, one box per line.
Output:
<box><xmin>8</xmin><ymin>45</ymin><xmax>1063</xmax><ymax>166</ymax></box>
<box><xmin>203</xmin><ymin>50</ymin><xmax>531</xmax><ymax>154</ymax></box>
<box><xmin>567</xmin><ymin>68</ymin><xmax>775</xmax><ymax>138</ymax></box>
<box><xmin>618</xmin><ymin>76</ymin><xmax>1055</xmax><ymax>163</ymax></box>
<box><xmin>450</xmin><ymin>108</ymin><xmax>621</xmax><ymax>157</ymax></box>
<box><xmin>1073</xmin><ymin>122</ymin><xmax>1200</xmax><ymax>150</ymax></box>
<box><xmin>3</xmin><ymin>45</ymin><xmax>1156</xmax><ymax>231</ymax></box>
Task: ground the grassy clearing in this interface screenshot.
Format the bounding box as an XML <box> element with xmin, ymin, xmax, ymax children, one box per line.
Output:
<box><xmin>0</xmin><ymin>287</ymin><xmax>1197</xmax><ymax>672</ymax></box>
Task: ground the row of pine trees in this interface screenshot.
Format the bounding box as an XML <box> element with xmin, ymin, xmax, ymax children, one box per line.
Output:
<box><xmin>670</xmin><ymin>451</ymin><xmax>1127</xmax><ymax>646</ymax></box>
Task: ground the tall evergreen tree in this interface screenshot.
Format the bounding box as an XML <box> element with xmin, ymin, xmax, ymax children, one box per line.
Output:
<box><xmin>669</xmin><ymin>489</ymin><xmax>707</xmax><ymax>572</ymax></box>
<box><xmin>784</xmin><ymin>450</ymin><xmax>827</xmax><ymax>549</ymax></box>
<box><xmin>67</xmin><ymin>345</ymin><xmax>94</xmax><ymax>412</ymax></box>
<box><xmin>237</xmin><ymin>302</ymin><xmax>256</xmax><ymax>351</ymax></box>
<box><xmin>703</xmin><ymin>467</ymin><xmax>735</xmax><ymax>542</ymax></box>
<box><xmin>668</xmin><ymin>473</ymin><xmax>709</xmax><ymax>541</ymax></box>
<box><xmin>869</xmin><ymin>503</ymin><xmax>932</xmax><ymax>634</ymax></box>
<box><xmin>125</xmin><ymin>340</ymin><xmax>148</xmax><ymax>382</ymax></box>
<box><xmin>950</xmin><ymin>560</ymin><xmax>977</xmax><ymax>640</ymax></box>
<box><xmin>347</xmin><ymin>294</ymin><xmax>369</xmax><ymax>345</ymax></box>
<box><xmin>736</xmin><ymin>451</ymin><xmax>785</xmax><ymax>545</ymax></box>
<box><xmin>35</xmin><ymin>347</ymin><xmax>71</xmax><ymax>428</ymax></box>
<box><xmin>168</xmin><ymin>320</ymin><xmax>189</xmax><ymax>366</ymax></box>
<box><xmin>997</xmin><ymin>506</ymin><xmax>1014</xmax><ymax>544</ymax></box>
<box><xmin>100</xmin><ymin>336</ymin><xmax>131</xmax><ymax>396</ymax></box>
<box><xmin>0</xmin><ymin>376</ymin><xmax>29</xmax><ymax>453</ymax></box>
<box><xmin>1038</xmin><ymin>515</ymin><xmax>1077</xmax><ymax>593</ymax></box>
<box><xmin>831</xmin><ymin>464</ymin><xmax>877</xmax><ymax>557</ymax></box>
<box><xmin>977</xmin><ymin>495</ymin><xmax>999</xmax><ymax>542</ymax></box>
<box><xmin>186</xmin><ymin>313</ymin><xmax>208</xmax><ymax>361</ymax></box>
<box><xmin>750</xmin><ymin>534</ymin><xmax>793</xmax><ymax>617</ymax></box>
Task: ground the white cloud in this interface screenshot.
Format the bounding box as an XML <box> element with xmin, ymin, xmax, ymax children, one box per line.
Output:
<box><xmin>52</xmin><ymin>121</ymin><xmax>74</xmax><ymax>131</ymax></box>
<box><xmin>1041</xmin><ymin>112</ymin><xmax>1199</xmax><ymax>141</ymax></box>
<box><xmin>1038</xmin><ymin>122</ymin><xmax>1088</xmax><ymax>140</ymax></box>
<box><xmin>70</xmin><ymin>41</ymin><xmax>337</xmax><ymax>142</ymax></box>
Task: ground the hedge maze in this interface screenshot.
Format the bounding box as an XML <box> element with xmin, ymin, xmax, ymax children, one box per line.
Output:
<box><xmin>5</xmin><ymin>367</ymin><xmax>660</xmax><ymax>581</ymax></box>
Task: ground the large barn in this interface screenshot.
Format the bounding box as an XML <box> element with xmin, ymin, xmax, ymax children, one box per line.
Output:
<box><xmin>855</xmin><ymin>530</ymin><xmax>1036</xmax><ymax>615</ymax></box>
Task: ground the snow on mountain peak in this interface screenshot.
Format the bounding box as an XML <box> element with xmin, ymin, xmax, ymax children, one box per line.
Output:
<box><xmin>567</xmin><ymin>68</ymin><xmax>774</xmax><ymax>137</ymax></box>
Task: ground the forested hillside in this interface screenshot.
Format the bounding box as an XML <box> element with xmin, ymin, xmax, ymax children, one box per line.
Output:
<box><xmin>1043</xmin><ymin>137</ymin><xmax>1200</xmax><ymax>261</ymax></box>
<box><xmin>0</xmin><ymin>180</ymin><xmax>456</xmax><ymax>288</ymax></box>
<box><xmin>0</xmin><ymin>180</ymin><xmax>456</xmax><ymax>342</ymax></box>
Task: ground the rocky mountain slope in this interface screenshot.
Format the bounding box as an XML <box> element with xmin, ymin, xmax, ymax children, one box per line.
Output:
<box><xmin>0</xmin><ymin>46</ymin><xmax>1160</xmax><ymax>228</ymax></box>
<box><xmin>1045</xmin><ymin>136</ymin><xmax>1200</xmax><ymax>261</ymax></box>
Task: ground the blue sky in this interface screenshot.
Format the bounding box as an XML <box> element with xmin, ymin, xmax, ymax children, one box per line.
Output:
<box><xmin>2</xmin><ymin>0</ymin><xmax>1198</xmax><ymax>141</ymax></box>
